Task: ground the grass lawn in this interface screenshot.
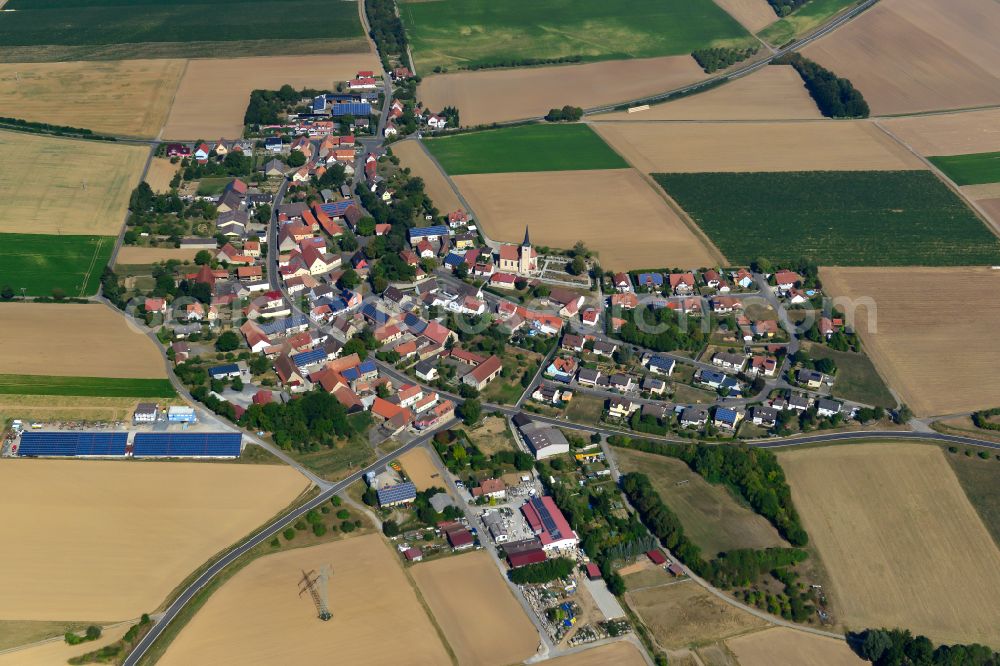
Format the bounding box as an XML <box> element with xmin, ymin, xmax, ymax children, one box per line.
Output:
<box><xmin>0</xmin><ymin>233</ymin><xmax>114</xmax><ymax>297</ymax></box>
<box><xmin>929</xmin><ymin>151</ymin><xmax>1000</xmax><ymax>186</ymax></box>
<box><xmin>803</xmin><ymin>343</ymin><xmax>895</xmax><ymax>408</ymax></box>
<box><xmin>946</xmin><ymin>450</ymin><xmax>1000</xmax><ymax>547</ymax></box>
<box><xmin>196</xmin><ymin>177</ymin><xmax>232</xmax><ymax>196</ymax></box>
<box><xmin>562</xmin><ymin>392</ymin><xmax>605</xmax><ymax>425</ymax></box>
<box><xmin>758</xmin><ymin>0</ymin><xmax>860</xmax><ymax>46</ymax></box>
<box><xmin>0</xmin><ymin>374</ymin><xmax>175</xmax><ymax>398</ymax></box>
<box><xmin>0</xmin><ymin>0</ymin><xmax>364</xmax><ymax>60</ymax></box>
<box><xmin>613</xmin><ymin>447</ymin><xmax>787</xmax><ymax>557</ymax></box>
<box><xmin>400</xmin><ymin>0</ymin><xmax>751</xmax><ymax>72</ymax></box>
<box><xmin>425</xmin><ymin>124</ymin><xmax>628</xmax><ymax>175</ymax></box>
<box><xmin>291</xmin><ymin>412</ymin><xmax>375</xmax><ymax>481</ymax></box>
<box><xmin>480</xmin><ymin>349</ymin><xmax>540</xmax><ymax>405</ymax></box>
<box><xmin>654</xmin><ymin>171</ymin><xmax>1000</xmax><ymax>266</ymax></box>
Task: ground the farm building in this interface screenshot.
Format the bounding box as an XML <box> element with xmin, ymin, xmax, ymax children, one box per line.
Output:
<box><xmin>508</xmin><ymin>549</ymin><xmax>547</xmax><ymax>568</ymax></box>
<box><xmin>462</xmin><ymin>355</ymin><xmax>503</xmax><ymax>390</ymax></box>
<box><xmin>167</xmin><ymin>406</ymin><xmax>197</xmax><ymax>423</ymax></box>
<box><xmin>133</xmin><ymin>403</ymin><xmax>159</xmax><ymax>423</ymax></box>
<box><xmin>646</xmin><ymin>550</ymin><xmax>667</xmax><ymax>566</ymax></box>
<box><xmin>522</xmin><ymin>496</ymin><xmax>578</xmax><ymax>551</ymax></box>
<box><xmin>377</xmin><ymin>481</ymin><xmax>417</xmax><ymax>508</ymax></box>
<box><xmin>512</xmin><ymin>414</ymin><xmax>570</xmax><ymax>460</ymax></box>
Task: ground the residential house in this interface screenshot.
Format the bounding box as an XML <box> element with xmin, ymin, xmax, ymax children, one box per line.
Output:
<box><xmin>462</xmin><ymin>355</ymin><xmax>503</xmax><ymax>390</ymax></box>
<box><xmin>712</xmin><ymin>352</ymin><xmax>746</xmax><ymax>372</ymax></box>
<box><xmin>817</xmin><ymin>398</ymin><xmax>842</xmax><ymax>418</ymax></box>
<box><xmin>612</xmin><ymin>272</ymin><xmax>632</xmax><ymax>292</ymax></box>
<box><xmin>749</xmin><ymin>405</ymin><xmax>778</xmax><ymax>428</ymax></box>
<box><xmin>646</xmin><ymin>356</ymin><xmax>675</xmax><ymax>376</ymax></box>
<box><xmin>607</xmin><ymin>398</ymin><xmax>638</xmax><ymax>419</ymax></box>
<box><xmin>546</xmin><ymin>357</ymin><xmax>578</xmax><ymax>382</ymax></box>
<box><xmin>576</xmin><ymin>367</ymin><xmax>601</xmax><ymax>387</ymax></box>
<box><xmin>669</xmin><ymin>273</ymin><xmax>696</xmax><ymax>295</ymax></box>
<box><xmin>713</xmin><ymin>407</ymin><xmax>743</xmax><ymax>430</ymax></box>
<box><xmin>642</xmin><ymin>376</ymin><xmax>666</xmax><ymax>395</ymax></box>
<box><xmin>680</xmin><ymin>406</ymin><xmax>709</xmax><ymax>428</ymax></box>
<box><xmin>796</xmin><ymin>368</ymin><xmax>824</xmax><ymax>389</ymax></box>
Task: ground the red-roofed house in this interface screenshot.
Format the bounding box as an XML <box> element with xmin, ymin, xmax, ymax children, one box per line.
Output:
<box><xmin>647</xmin><ymin>549</ymin><xmax>667</xmax><ymax>565</ymax></box>
<box><xmin>669</xmin><ymin>273</ymin><xmax>696</xmax><ymax>295</ymax></box>
<box><xmin>508</xmin><ymin>549</ymin><xmax>546</xmax><ymax>568</ymax></box>
<box><xmin>144</xmin><ymin>297</ymin><xmax>166</xmax><ymax>314</ymax></box>
<box><xmin>462</xmin><ymin>355</ymin><xmax>502</xmax><ymax>390</ymax></box>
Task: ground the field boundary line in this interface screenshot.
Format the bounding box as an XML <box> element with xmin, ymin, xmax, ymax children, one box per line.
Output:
<box><xmin>108</xmin><ymin>143</ymin><xmax>158</xmax><ymax>271</ymax></box>
<box><xmin>871</xmin><ymin>120</ymin><xmax>1000</xmax><ymax>239</ymax></box>
<box><xmin>78</xmin><ymin>236</ymin><xmax>106</xmax><ymax>298</ymax></box>
<box><xmin>157</xmin><ymin>60</ymin><xmax>190</xmax><ymax>141</ymax></box>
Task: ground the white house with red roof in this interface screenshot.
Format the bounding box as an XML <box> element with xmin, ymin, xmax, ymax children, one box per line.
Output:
<box><xmin>522</xmin><ymin>495</ymin><xmax>578</xmax><ymax>551</ymax></box>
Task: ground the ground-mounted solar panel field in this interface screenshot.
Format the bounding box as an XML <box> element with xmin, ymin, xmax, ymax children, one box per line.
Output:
<box><xmin>399</xmin><ymin>0</ymin><xmax>753</xmax><ymax>72</ymax></box>
<box><xmin>0</xmin><ymin>0</ymin><xmax>368</xmax><ymax>61</ymax></box>
<box><xmin>132</xmin><ymin>432</ymin><xmax>243</xmax><ymax>458</ymax></box>
<box><xmin>653</xmin><ymin>170</ymin><xmax>1000</xmax><ymax>265</ymax></box>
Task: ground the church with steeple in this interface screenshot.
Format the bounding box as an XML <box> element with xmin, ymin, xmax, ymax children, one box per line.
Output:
<box><xmin>497</xmin><ymin>226</ymin><xmax>539</xmax><ymax>276</ymax></box>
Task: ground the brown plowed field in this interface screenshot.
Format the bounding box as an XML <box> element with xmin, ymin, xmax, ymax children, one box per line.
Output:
<box><xmin>599</xmin><ymin>66</ymin><xmax>821</xmax><ymax>121</ymax></box>
<box><xmin>880</xmin><ymin>109</ymin><xmax>1000</xmax><ymax>156</ymax></box>
<box><xmin>0</xmin><ymin>60</ymin><xmax>185</xmax><ymax>138</ymax></box>
<box><xmin>159</xmin><ymin>534</ymin><xmax>452</xmax><ymax>666</ymax></box>
<box><xmin>545</xmin><ymin>640</ymin><xmax>647</xmax><ymax>666</ymax></box>
<box><xmin>391</xmin><ymin>140</ymin><xmax>463</xmax><ymax>214</ymax></box>
<box><xmin>592</xmin><ymin>121</ymin><xmax>922</xmax><ymax>173</ymax></box>
<box><xmin>803</xmin><ymin>0</ymin><xmax>1000</xmax><ymax>115</ymax></box>
<box><xmin>398</xmin><ymin>446</ymin><xmax>443</xmax><ymax>491</ymax></box>
<box><xmin>162</xmin><ymin>54</ymin><xmax>380</xmax><ymax>140</ymax></box>
<box><xmin>454</xmin><ymin>169</ymin><xmax>720</xmax><ymax>270</ymax></box>
<box><xmin>779</xmin><ymin>443</ymin><xmax>1000</xmax><ymax>647</ymax></box>
<box><xmin>419</xmin><ymin>56</ymin><xmax>705</xmax><ymax>127</ymax></box>
<box><xmin>962</xmin><ymin>183</ymin><xmax>1000</xmax><ymax>200</ymax></box>
<box><xmin>726</xmin><ymin>628</ymin><xmax>863</xmax><ymax>666</ymax></box>
<box><xmin>411</xmin><ymin>550</ymin><xmax>539</xmax><ymax>666</ymax></box>
<box><xmin>713</xmin><ymin>0</ymin><xmax>778</xmax><ymax>32</ymax></box>
<box><xmin>0</xmin><ymin>459</ymin><xmax>307</xmax><ymax>621</ymax></box>
<box><xmin>0</xmin><ymin>130</ymin><xmax>148</xmax><ymax>236</ymax></box>
<box><xmin>0</xmin><ymin>303</ymin><xmax>165</xmax><ymax>378</ymax></box>
<box><xmin>819</xmin><ymin>267</ymin><xmax>1000</xmax><ymax>416</ymax></box>
<box><xmin>115</xmin><ymin>246</ymin><xmax>200</xmax><ymax>265</ymax></box>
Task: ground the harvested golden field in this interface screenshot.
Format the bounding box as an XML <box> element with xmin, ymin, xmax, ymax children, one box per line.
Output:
<box><xmin>0</xmin><ymin>621</ymin><xmax>131</xmax><ymax>666</ymax></box>
<box><xmin>545</xmin><ymin>640</ymin><xmax>647</xmax><ymax>666</ymax></box>
<box><xmin>779</xmin><ymin>443</ymin><xmax>1000</xmax><ymax>646</ymax></box>
<box><xmin>0</xmin><ymin>304</ymin><xmax>164</xmax><ymax>378</ymax></box>
<box><xmin>820</xmin><ymin>267</ymin><xmax>1000</xmax><ymax>416</ymax></box>
<box><xmin>145</xmin><ymin>157</ymin><xmax>179</xmax><ymax>192</ymax></box>
<box><xmin>726</xmin><ymin>627</ymin><xmax>863</xmax><ymax>666</ymax></box>
<box><xmin>713</xmin><ymin>0</ymin><xmax>778</xmax><ymax>32</ymax></box>
<box><xmin>115</xmin><ymin>246</ymin><xmax>200</xmax><ymax>265</ymax></box>
<box><xmin>592</xmin><ymin>121</ymin><xmax>922</xmax><ymax>173</ymax></box>
<box><xmin>454</xmin><ymin>169</ymin><xmax>720</xmax><ymax>270</ymax></box>
<box><xmin>0</xmin><ymin>459</ymin><xmax>307</xmax><ymax>621</ymax></box>
<box><xmin>162</xmin><ymin>53</ymin><xmax>380</xmax><ymax>140</ymax></box>
<box><xmin>159</xmin><ymin>534</ymin><xmax>452</xmax><ymax>666</ymax></box>
<box><xmin>614</xmin><ymin>448</ymin><xmax>786</xmax><ymax>556</ymax></box>
<box><xmin>419</xmin><ymin>56</ymin><xmax>705</xmax><ymax>127</ymax></box>
<box><xmin>600</xmin><ymin>66</ymin><xmax>820</xmax><ymax>121</ymax></box>
<box><xmin>398</xmin><ymin>446</ymin><xmax>443</xmax><ymax>491</ymax></box>
<box><xmin>626</xmin><ymin>579</ymin><xmax>767</xmax><ymax>649</ymax></box>
<box><xmin>0</xmin><ymin>130</ymin><xmax>148</xmax><ymax>235</ymax></box>
<box><xmin>412</xmin><ymin>550</ymin><xmax>539</xmax><ymax>666</ymax></box>
<box><xmin>880</xmin><ymin>109</ymin><xmax>1000</xmax><ymax>156</ymax></box>
<box><xmin>963</xmin><ymin>183</ymin><xmax>1000</xmax><ymax>200</ymax></box>
<box><xmin>0</xmin><ymin>60</ymin><xmax>184</xmax><ymax>138</ymax></box>
<box><xmin>391</xmin><ymin>140</ymin><xmax>463</xmax><ymax>214</ymax></box>
<box><xmin>976</xmin><ymin>198</ymin><xmax>1000</xmax><ymax>229</ymax></box>
<box><xmin>803</xmin><ymin>0</ymin><xmax>1000</xmax><ymax>115</ymax></box>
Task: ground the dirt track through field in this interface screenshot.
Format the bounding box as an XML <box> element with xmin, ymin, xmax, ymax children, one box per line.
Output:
<box><xmin>820</xmin><ymin>267</ymin><xmax>1000</xmax><ymax>416</ymax></box>
<box><xmin>159</xmin><ymin>534</ymin><xmax>451</xmax><ymax>666</ymax></box>
<box><xmin>726</xmin><ymin>627</ymin><xmax>863</xmax><ymax>666</ymax></box>
<box><xmin>161</xmin><ymin>54</ymin><xmax>380</xmax><ymax>140</ymax></box>
<box><xmin>599</xmin><ymin>66</ymin><xmax>821</xmax><ymax>121</ymax></box>
<box><xmin>803</xmin><ymin>0</ymin><xmax>1000</xmax><ymax>115</ymax></box>
<box><xmin>454</xmin><ymin>169</ymin><xmax>720</xmax><ymax>270</ymax></box>
<box><xmin>880</xmin><ymin>109</ymin><xmax>1000</xmax><ymax>156</ymax></box>
<box><xmin>0</xmin><ymin>303</ymin><xmax>165</xmax><ymax>378</ymax></box>
<box><xmin>391</xmin><ymin>140</ymin><xmax>463</xmax><ymax>214</ymax></box>
<box><xmin>0</xmin><ymin>60</ymin><xmax>185</xmax><ymax>138</ymax></box>
<box><xmin>779</xmin><ymin>443</ymin><xmax>1000</xmax><ymax>647</ymax></box>
<box><xmin>419</xmin><ymin>56</ymin><xmax>705</xmax><ymax>126</ymax></box>
<box><xmin>0</xmin><ymin>130</ymin><xmax>148</xmax><ymax>236</ymax></box>
<box><xmin>713</xmin><ymin>0</ymin><xmax>778</xmax><ymax>32</ymax></box>
<box><xmin>592</xmin><ymin>121</ymin><xmax>923</xmax><ymax>173</ymax></box>
<box><xmin>411</xmin><ymin>550</ymin><xmax>539</xmax><ymax>666</ymax></box>
<box><xmin>0</xmin><ymin>459</ymin><xmax>307</xmax><ymax>621</ymax></box>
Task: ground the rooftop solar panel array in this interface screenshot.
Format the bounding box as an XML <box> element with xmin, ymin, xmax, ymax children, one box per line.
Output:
<box><xmin>377</xmin><ymin>482</ymin><xmax>417</xmax><ymax>505</ymax></box>
<box><xmin>318</xmin><ymin>201</ymin><xmax>354</xmax><ymax>217</ymax></box>
<box><xmin>18</xmin><ymin>432</ymin><xmax>127</xmax><ymax>457</ymax></box>
<box><xmin>530</xmin><ymin>497</ymin><xmax>563</xmax><ymax>541</ymax></box>
<box><xmin>291</xmin><ymin>349</ymin><xmax>326</xmax><ymax>368</ymax></box>
<box><xmin>330</xmin><ymin>103</ymin><xmax>371</xmax><ymax>117</ymax></box>
<box><xmin>133</xmin><ymin>433</ymin><xmax>242</xmax><ymax>458</ymax></box>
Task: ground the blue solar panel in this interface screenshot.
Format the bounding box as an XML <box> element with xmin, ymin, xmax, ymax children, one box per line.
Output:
<box><xmin>259</xmin><ymin>315</ymin><xmax>310</xmax><ymax>336</ymax></box>
<box><xmin>530</xmin><ymin>497</ymin><xmax>563</xmax><ymax>541</ymax></box>
<box><xmin>318</xmin><ymin>201</ymin><xmax>354</xmax><ymax>217</ymax></box>
<box><xmin>409</xmin><ymin>225</ymin><xmax>448</xmax><ymax>240</ymax></box>
<box><xmin>19</xmin><ymin>431</ymin><xmax>127</xmax><ymax>457</ymax></box>
<box><xmin>291</xmin><ymin>349</ymin><xmax>326</xmax><ymax>368</ymax></box>
<box><xmin>404</xmin><ymin>313</ymin><xmax>427</xmax><ymax>334</ymax></box>
<box><xmin>330</xmin><ymin>103</ymin><xmax>371</xmax><ymax>117</ymax></box>
<box><xmin>133</xmin><ymin>433</ymin><xmax>242</xmax><ymax>458</ymax></box>
<box><xmin>377</xmin><ymin>482</ymin><xmax>416</xmax><ymax>505</ymax></box>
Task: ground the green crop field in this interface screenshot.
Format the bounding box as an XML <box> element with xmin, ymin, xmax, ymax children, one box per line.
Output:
<box><xmin>928</xmin><ymin>151</ymin><xmax>1000</xmax><ymax>186</ymax></box>
<box><xmin>0</xmin><ymin>374</ymin><xmax>175</xmax><ymax>398</ymax></box>
<box><xmin>758</xmin><ymin>0</ymin><xmax>859</xmax><ymax>47</ymax></box>
<box><xmin>654</xmin><ymin>171</ymin><xmax>1000</xmax><ymax>266</ymax></box>
<box><xmin>0</xmin><ymin>0</ymin><xmax>365</xmax><ymax>61</ymax></box>
<box><xmin>425</xmin><ymin>124</ymin><xmax>628</xmax><ymax>175</ymax></box>
<box><xmin>399</xmin><ymin>0</ymin><xmax>751</xmax><ymax>72</ymax></box>
<box><xmin>0</xmin><ymin>234</ymin><xmax>113</xmax><ymax>297</ymax></box>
